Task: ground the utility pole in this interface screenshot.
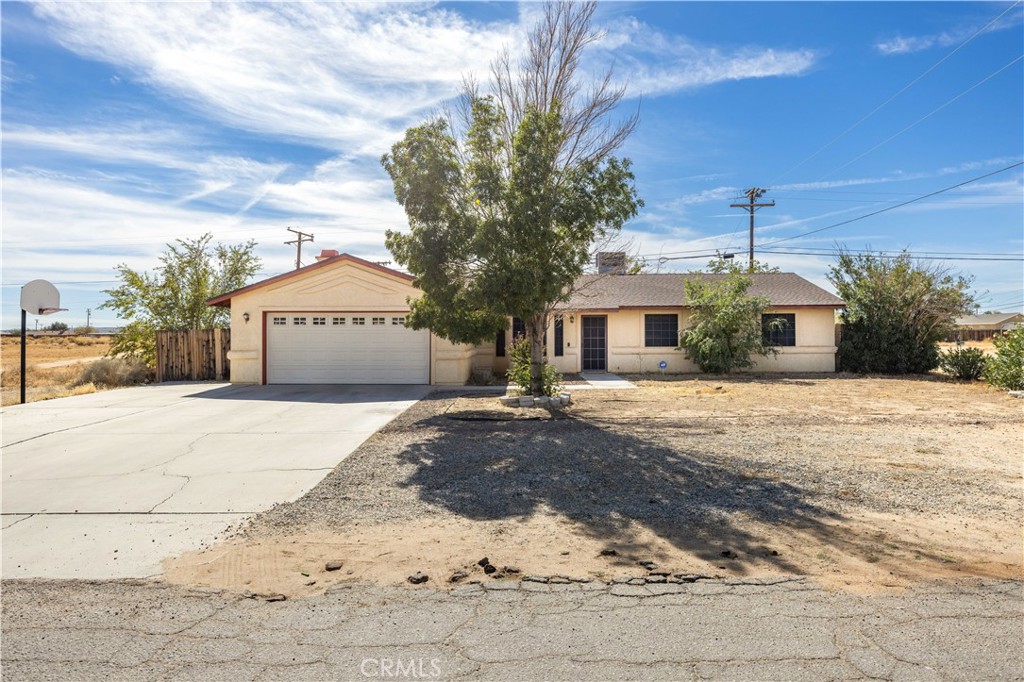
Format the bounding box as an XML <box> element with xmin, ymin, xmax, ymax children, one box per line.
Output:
<box><xmin>730</xmin><ymin>188</ymin><xmax>775</xmax><ymax>270</ymax></box>
<box><xmin>284</xmin><ymin>227</ymin><xmax>314</xmax><ymax>270</ymax></box>
<box><xmin>86</xmin><ymin>308</ymin><xmax>91</xmax><ymax>329</ymax></box>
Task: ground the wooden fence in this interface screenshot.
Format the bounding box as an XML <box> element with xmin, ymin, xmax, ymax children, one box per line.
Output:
<box><xmin>155</xmin><ymin>329</ymin><xmax>230</xmax><ymax>382</ymax></box>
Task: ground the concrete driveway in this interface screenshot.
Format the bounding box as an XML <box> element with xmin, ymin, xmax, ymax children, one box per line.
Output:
<box><xmin>1</xmin><ymin>383</ymin><xmax>429</xmax><ymax>579</ymax></box>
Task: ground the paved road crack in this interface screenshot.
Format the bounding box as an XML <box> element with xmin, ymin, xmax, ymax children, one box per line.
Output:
<box><xmin>1</xmin><ymin>513</ymin><xmax>36</xmax><ymax>529</ymax></box>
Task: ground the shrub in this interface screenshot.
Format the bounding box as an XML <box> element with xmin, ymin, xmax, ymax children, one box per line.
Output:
<box><xmin>77</xmin><ymin>358</ymin><xmax>152</xmax><ymax>388</ymax></box>
<box><xmin>937</xmin><ymin>347</ymin><xmax>987</xmax><ymax>381</ymax></box>
<box><xmin>829</xmin><ymin>250</ymin><xmax>973</xmax><ymax>374</ymax></box>
<box><xmin>506</xmin><ymin>336</ymin><xmax>563</xmax><ymax>397</ymax></box>
<box><xmin>678</xmin><ymin>270</ymin><xmax>776</xmax><ymax>374</ymax></box>
<box><xmin>984</xmin><ymin>326</ymin><xmax>1024</xmax><ymax>391</ymax></box>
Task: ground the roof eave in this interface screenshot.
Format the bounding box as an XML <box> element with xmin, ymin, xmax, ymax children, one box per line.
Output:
<box><xmin>204</xmin><ymin>253</ymin><xmax>413</xmax><ymax>307</ymax></box>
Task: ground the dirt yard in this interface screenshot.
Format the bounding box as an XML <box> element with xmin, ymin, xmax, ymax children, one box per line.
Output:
<box><xmin>938</xmin><ymin>339</ymin><xmax>998</xmax><ymax>356</ymax></box>
<box><xmin>166</xmin><ymin>375</ymin><xmax>1023</xmax><ymax>597</ymax></box>
<box><xmin>0</xmin><ymin>335</ymin><xmax>110</xmax><ymax>405</ymax></box>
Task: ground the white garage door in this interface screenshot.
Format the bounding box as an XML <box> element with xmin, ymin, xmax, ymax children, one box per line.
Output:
<box><xmin>266</xmin><ymin>313</ymin><xmax>429</xmax><ymax>384</ymax></box>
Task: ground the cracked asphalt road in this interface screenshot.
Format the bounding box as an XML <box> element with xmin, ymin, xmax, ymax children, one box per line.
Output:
<box><xmin>2</xmin><ymin>577</ymin><xmax>1020</xmax><ymax>681</ymax></box>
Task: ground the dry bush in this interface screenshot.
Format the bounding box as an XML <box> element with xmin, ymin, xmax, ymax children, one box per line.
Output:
<box><xmin>70</xmin><ymin>336</ymin><xmax>104</xmax><ymax>346</ymax></box>
<box><xmin>33</xmin><ymin>383</ymin><xmax>97</xmax><ymax>402</ymax></box>
<box><xmin>77</xmin><ymin>358</ymin><xmax>152</xmax><ymax>387</ymax></box>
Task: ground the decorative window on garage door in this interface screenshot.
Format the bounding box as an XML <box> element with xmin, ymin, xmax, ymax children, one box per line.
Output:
<box><xmin>312</xmin><ymin>316</ymin><xmax>326</xmax><ymax>326</ymax></box>
<box><xmin>352</xmin><ymin>317</ymin><xmax>365</xmax><ymax>325</ymax></box>
<box><xmin>392</xmin><ymin>317</ymin><xmax>406</xmax><ymax>325</ymax></box>
<box><xmin>332</xmin><ymin>317</ymin><xmax>345</xmax><ymax>325</ymax></box>
<box><xmin>293</xmin><ymin>316</ymin><xmax>307</xmax><ymax>325</ymax></box>
<box><xmin>372</xmin><ymin>317</ymin><xmax>385</xmax><ymax>325</ymax></box>
<box><xmin>273</xmin><ymin>317</ymin><xmax>286</xmax><ymax>325</ymax></box>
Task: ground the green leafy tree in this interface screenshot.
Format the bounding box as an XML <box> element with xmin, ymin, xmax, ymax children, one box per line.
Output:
<box><xmin>382</xmin><ymin>1</ymin><xmax>642</xmax><ymax>396</ymax></box>
<box><xmin>829</xmin><ymin>250</ymin><xmax>973</xmax><ymax>374</ymax></box>
<box><xmin>44</xmin><ymin>321</ymin><xmax>70</xmax><ymax>333</ymax></box>
<box><xmin>678</xmin><ymin>269</ymin><xmax>780</xmax><ymax>373</ymax></box>
<box><xmin>984</xmin><ymin>325</ymin><xmax>1024</xmax><ymax>390</ymax></box>
<box><xmin>101</xmin><ymin>233</ymin><xmax>261</xmax><ymax>365</ymax></box>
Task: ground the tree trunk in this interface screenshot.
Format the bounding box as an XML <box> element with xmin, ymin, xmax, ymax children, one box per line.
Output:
<box><xmin>527</xmin><ymin>313</ymin><xmax>547</xmax><ymax>396</ymax></box>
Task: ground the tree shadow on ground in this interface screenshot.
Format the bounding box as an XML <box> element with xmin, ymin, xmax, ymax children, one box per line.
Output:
<box><xmin>394</xmin><ymin>396</ymin><xmax>850</xmax><ymax>574</ymax></box>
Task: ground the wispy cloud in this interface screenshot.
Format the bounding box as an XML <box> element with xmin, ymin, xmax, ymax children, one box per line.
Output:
<box><xmin>875</xmin><ymin>6</ymin><xmax>1023</xmax><ymax>55</ymax></box>
<box><xmin>4</xmin><ymin>124</ymin><xmax>291</xmax><ymax>211</ymax></box>
<box><xmin>30</xmin><ymin>2</ymin><xmax>521</xmax><ymax>152</ymax></box>
<box><xmin>596</xmin><ymin>18</ymin><xmax>817</xmax><ymax>96</ymax></box>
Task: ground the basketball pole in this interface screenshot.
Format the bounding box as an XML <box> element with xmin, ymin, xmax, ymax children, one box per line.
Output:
<box><xmin>20</xmin><ymin>308</ymin><xmax>27</xmax><ymax>404</ymax></box>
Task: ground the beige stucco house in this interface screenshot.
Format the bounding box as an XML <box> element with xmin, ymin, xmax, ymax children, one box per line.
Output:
<box><xmin>208</xmin><ymin>250</ymin><xmax>845</xmax><ymax>385</ymax></box>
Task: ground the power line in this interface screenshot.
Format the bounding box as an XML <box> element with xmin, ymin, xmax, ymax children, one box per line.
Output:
<box><xmin>730</xmin><ymin>188</ymin><xmax>775</xmax><ymax>269</ymax></box>
<box><xmin>768</xmin><ymin>0</ymin><xmax>1024</xmax><ymax>186</ymax></box>
<box><xmin>284</xmin><ymin>226</ymin><xmax>314</xmax><ymax>270</ymax></box>
<box><xmin>817</xmin><ymin>55</ymin><xmax>1024</xmax><ymax>181</ymax></box>
<box><xmin>769</xmin><ymin>195</ymin><xmax>1017</xmax><ymax>205</ymax></box>
<box><xmin>755</xmin><ymin>245</ymin><xmax>1020</xmax><ymax>257</ymax></box>
<box><xmin>758</xmin><ymin>248</ymin><xmax>1023</xmax><ymax>262</ymax></box>
<box><xmin>0</xmin><ymin>280</ymin><xmax>120</xmax><ymax>287</ymax></box>
<box><xmin>757</xmin><ymin>161</ymin><xmax>1024</xmax><ymax>247</ymax></box>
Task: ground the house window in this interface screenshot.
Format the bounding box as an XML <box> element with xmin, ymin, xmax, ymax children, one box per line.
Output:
<box><xmin>332</xmin><ymin>317</ymin><xmax>345</xmax><ymax>325</ymax></box>
<box><xmin>372</xmin><ymin>317</ymin><xmax>385</xmax><ymax>325</ymax></box>
<box><xmin>512</xmin><ymin>317</ymin><xmax>526</xmax><ymax>340</ymax></box>
<box><xmin>293</xmin><ymin>317</ymin><xmax>307</xmax><ymax>326</ymax></box>
<box><xmin>312</xmin><ymin>316</ymin><xmax>326</xmax><ymax>326</ymax></box>
<box><xmin>272</xmin><ymin>317</ymin><xmax>286</xmax><ymax>326</ymax></box>
<box><xmin>554</xmin><ymin>317</ymin><xmax>564</xmax><ymax>357</ymax></box>
<box><xmin>645</xmin><ymin>314</ymin><xmax>678</xmax><ymax>347</ymax></box>
<box><xmin>392</xmin><ymin>317</ymin><xmax>406</xmax><ymax>325</ymax></box>
<box><xmin>762</xmin><ymin>313</ymin><xmax>796</xmax><ymax>346</ymax></box>
<box><xmin>352</xmin><ymin>317</ymin><xmax>365</xmax><ymax>325</ymax></box>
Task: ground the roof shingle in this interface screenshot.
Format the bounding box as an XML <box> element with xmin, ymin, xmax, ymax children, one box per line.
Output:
<box><xmin>559</xmin><ymin>273</ymin><xmax>845</xmax><ymax>310</ymax></box>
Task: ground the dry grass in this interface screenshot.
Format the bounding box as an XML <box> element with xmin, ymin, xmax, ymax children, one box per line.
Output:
<box><xmin>0</xmin><ymin>335</ymin><xmax>115</xmax><ymax>406</ymax></box>
<box><xmin>1</xmin><ymin>335</ymin><xmax>110</xmax><ymax>369</ymax></box>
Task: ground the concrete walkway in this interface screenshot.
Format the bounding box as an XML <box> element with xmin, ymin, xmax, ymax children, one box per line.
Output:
<box><xmin>1</xmin><ymin>577</ymin><xmax>1020</xmax><ymax>680</ymax></box>
<box><xmin>578</xmin><ymin>372</ymin><xmax>637</xmax><ymax>389</ymax></box>
<box><xmin>1</xmin><ymin>383</ymin><xmax>428</xmax><ymax>580</ymax></box>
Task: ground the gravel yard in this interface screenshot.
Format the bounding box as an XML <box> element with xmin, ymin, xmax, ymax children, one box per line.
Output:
<box><xmin>166</xmin><ymin>375</ymin><xmax>1023</xmax><ymax>597</ymax></box>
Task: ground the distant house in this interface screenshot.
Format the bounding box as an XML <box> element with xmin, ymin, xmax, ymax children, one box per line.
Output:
<box><xmin>950</xmin><ymin>313</ymin><xmax>1024</xmax><ymax>342</ymax></box>
<box><xmin>208</xmin><ymin>250</ymin><xmax>846</xmax><ymax>385</ymax></box>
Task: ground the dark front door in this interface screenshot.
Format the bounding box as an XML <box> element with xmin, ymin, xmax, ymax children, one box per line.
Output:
<box><xmin>581</xmin><ymin>316</ymin><xmax>607</xmax><ymax>371</ymax></box>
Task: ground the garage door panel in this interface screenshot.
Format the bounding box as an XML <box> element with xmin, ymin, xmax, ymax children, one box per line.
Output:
<box><xmin>266</xmin><ymin>314</ymin><xmax>429</xmax><ymax>384</ymax></box>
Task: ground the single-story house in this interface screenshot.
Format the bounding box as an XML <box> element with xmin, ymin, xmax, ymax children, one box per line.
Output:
<box><xmin>949</xmin><ymin>313</ymin><xmax>1024</xmax><ymax>342</ymax></box>
<box><xmin>207</xmin><ymin>250</ymin><xmax>845</xmax><ymax>385</ymax></box>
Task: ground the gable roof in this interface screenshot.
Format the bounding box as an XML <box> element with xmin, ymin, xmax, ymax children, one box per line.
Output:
<box><xmin>955</xmin><ymin>312</ymin><xmax>1024</xmax><ymax>327</ymax></box>
<box><xmin>206</xmin><ymin>253</ymin><xmax>414</xmax><ymax>307</ymax></box>
<box><xmin>559</xmin><ymin>273</ymin><xmax>845</xmax><ymax>310</ymax></box>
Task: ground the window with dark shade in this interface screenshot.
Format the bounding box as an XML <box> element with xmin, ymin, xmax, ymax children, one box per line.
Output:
<box><xmin>644</xmin><ymin>314</ymin><xmax>678</xmax><ymax>347</ymax></box>
<box><xmin>554</xmin><ymin>317</ymin><xmax>564</xmax><ymax>356</ymax></box>
<box><xmin>762</xmin><ymin>313</ymin><xmax>796</xmax><ymax>346</ymax></box>
<box><xmin>512</xmin><ymin>317</ymin><xmax>526</xmax><ymax>340</ymax></box>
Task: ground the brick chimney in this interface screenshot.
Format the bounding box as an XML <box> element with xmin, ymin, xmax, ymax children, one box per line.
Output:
<box><xmin>315</xmin><ymin>249</ymin><xmax>340</xmax><ymax>262</ymax></box>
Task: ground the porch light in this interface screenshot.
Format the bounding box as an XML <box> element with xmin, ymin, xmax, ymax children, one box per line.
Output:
<box><xmin>243</xmin><ymin>312</ymin><xmax>250</xmax><ymax>323</ymax></box>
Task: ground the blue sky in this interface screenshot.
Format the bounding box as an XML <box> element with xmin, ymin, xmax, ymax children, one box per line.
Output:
<box><xmin>2</xmin><ymin>1</ymin><xmax>1022</xmax><ymax>329</ymax></box>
